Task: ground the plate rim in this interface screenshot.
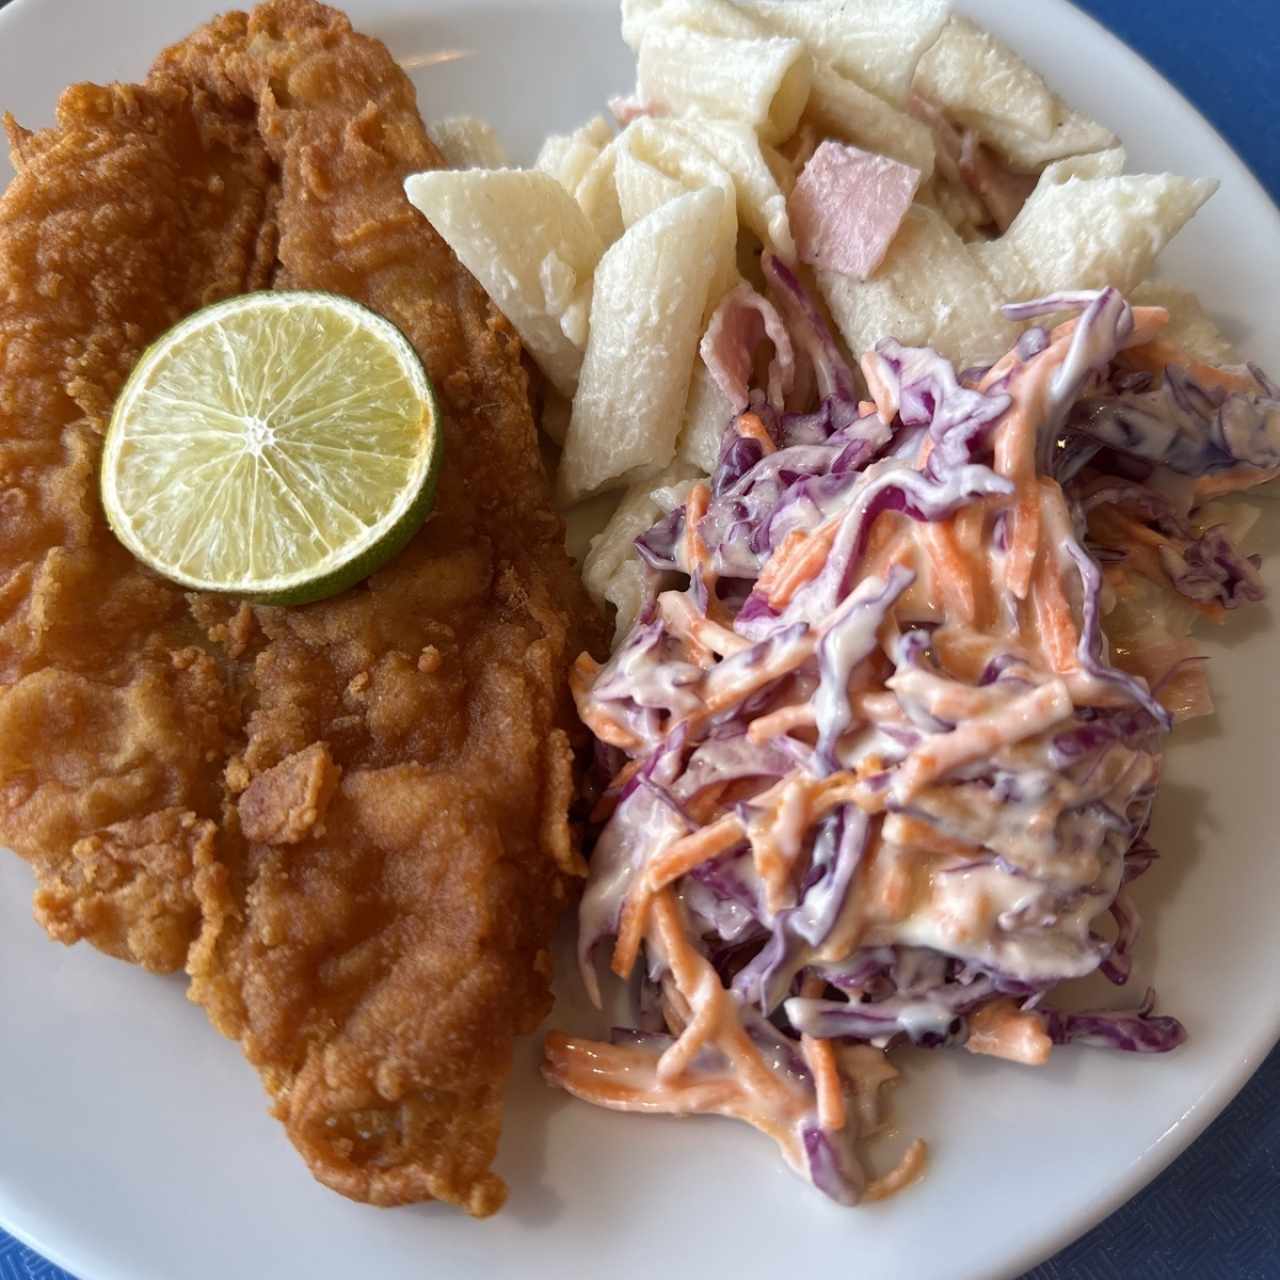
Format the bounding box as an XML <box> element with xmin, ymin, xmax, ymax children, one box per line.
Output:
<box><xmin>0</xmin><ymin>1</ymin><xmax>1277</xmax><ymax>1277</ymax></box>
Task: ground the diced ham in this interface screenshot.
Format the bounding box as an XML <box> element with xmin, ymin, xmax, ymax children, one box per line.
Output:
<box><xmin>789</xmin><ymin>139</ymin><xmax>922</xmax><ymax>280</ymax></box>
<box><xmin>700</xmin><ymin>283</ymin><xmax>796</xmax><ymax>412</ymax></box>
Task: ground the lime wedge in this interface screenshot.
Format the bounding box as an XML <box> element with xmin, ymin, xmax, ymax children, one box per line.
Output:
<box><xmin>101</xmin><ymin>291</ymin><xmax>440</xmax><ymax>605</ymax></box>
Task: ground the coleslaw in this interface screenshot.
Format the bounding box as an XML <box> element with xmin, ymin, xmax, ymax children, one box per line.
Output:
<box><xmin>544</xmin><ymin>269</ymin><xmax>1278</xmax><ymax>1205</ymax></box>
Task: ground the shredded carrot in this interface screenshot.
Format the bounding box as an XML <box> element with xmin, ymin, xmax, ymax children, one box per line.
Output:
<box><xmin>647</xmin><ymin>909</ymin><xmax>709</xmax><ymax>1039</ymax></box>
<box><xmin>921</xmin><ymin>517</ymin><xmax>978</xmax><ymax>626</ymax></box>
<box><xmin>569</xmin><ymin>651</ymin><xmax>602</xmax><ymax>703</ymax></box>
<box><xmin>650</xmin><ymin>891</ymin><xmax>791</xmax><ymax>1106</ymax></box>
<box><xmin>758</xmin><ymin>522</ymin><xmax>839</xmax><ymax>608</ymax></box>
<box><xmin>864</xmin><ymin>1139</ymin><xmax>928</xmax><ymax>1201</ymax></box>
<box><xmin>1029</xmin><ymin>538</ymin><xmax>1079</xmax><ymax>675</ymax></box>
<box><xmin>817</xmin><ymin>830</ymin><xmax>880</xmax><ymax>960</ymax></box>
<box><xmin>657</xmin><ymin>991</ymin><xmax>722</xmax><ymax>1082</ymax></box>
<box><xmin>660</xmin><ymin>590</ymin><xmax>747</xmax><ymax>665</ymax></box>
<box><xmin>881</xmin><ymin>813</ymin><xmax>985</xmax><ymax>858</ymax></box>
<box><xmin>544</xmin><ymin>1028</ymin><xmax>814</xmax><ymax>1184</ymax></box>
<box><xmin>800</xmin><ymin>975</ymin><xmax>847</xmax><ymax>1132</ymax></box>
<box><xmin>813</xmin><ymin>773</ymin><xmax>882</xmax><ymax>819</ymax></box>
<box><xmin>894</xmin><ymin>680</ymin><xmax>1072</xmax><ymax>800</ymax></box>
<box><xmin>1040</xmin><ymin>305</ymin><xmax>1169</xmax><ymax>352</ymax></box>
<box><xmin>861</xmin><ymin>851</ymin><xmax>916</xmax><ymax>924</ymax></box>
<box><xmin>684</xmin><ymin>784</ymin><xmax>729</xmax><ymax>825</ymax></box>
<box><xmin>859</xmin><ymin>515</ymin><xmax>920</xmax><ymax>590</ymax></box>
<box><xmin>609</xmin><ymin>759</ymin><xmax>642</xmax><ymax>792</ymax></box>
<box><xmin>1197</xmin><ymin>464</ymin><xmax>1280</xmax><ymax>499</ymax></box>
<box><xmin>964</xmin><ymin>999</ymin><xmax>1052</xmax><ymax>1066</ymax></box>
<box><xmin>683</xmin><ymin>481</ymin><xmax>711</xmax><ymax>570</ymax></box>
<box><xmin>645</xmin><ymin>812</ymin><xmax>746</xmax><ymax>892</ymax></box>
<box><xmin>680</xmin><ymin>480</ymin><xmax>718</xmax><ymax>629</ymax></box>
<box><xmin>1005</xmin><ymin>483</ymin><xmax>1042</xmax><ymax>601</ymax></box>
<box><xmin>1090</xmin><ymin>304</ymin><xmax>1168</xmax><ymax>346</ymax></box>
<box><xmin>610</xmin><ymin>886</ymin><xmax>651</xmax><ymax>979</ymax></box>
<box><xmin>979</xmin><ymin>306</ymin><xmax>1171</xmax><ymax>400</ymax></box>
<box><xmin>820</xmin><ymin>833</ymin><xmax>916</xmax><ymax>955</ymax></box>
<box><xmin>736</xmin><ymin>411</ymin><xmax>778</xmax><ymax>454</ymax></box>
<box><xmin>981</xmin><ymin>304</ymin><xmax>1173</xmax><ymax>601</ymax></box>
<box><xmin>750</xmin><ymin>776</ymin><xmax>814</xmax><ymax>915</ymax></box>
<box><xmin>552</xmin><ymin>287</ymin><xmax>1246</xmax><ymax>1208</ymax></box>
<box><xmin>860</xmin><ymin>351</ymin><xmax>897</xmax><ymax>422</ymax></box>
<box><xmin>578</xmin><ymin>705</ymin><xmax>643</xmax><ymax>752</ymax></box>
<box><xmin>953</xmin><ymin>502</ymin><xmax>986</xmax><ymax>550</ymax></box>
<box><xmin>989</xmin><ymin>385</ymin><xmax>1042</xmax><ymax>600</ymax></box>
<box><xmin>649</xmin><ymin>775</ymin><xmax>879</xmax><ymax>909</ymax></box>
<box><xmin>703</xmin><ymin>634</ymin><xmax>816</xmax><ymax>714</ymax></box>
<box><xmin>543</xmin><ymin>1032</ymin><xmax>740</xmax><ymax>1112</ymax></box>
<box><xmin>588</xmin><ymin>795</ymin><xmax>616</xmax><ymax>825</ymax></box>
<box><xmin>747</xmin><ymin>703</ymin><xmax>816</xmax><ymax>743</ymax></box>
<box><xmin>805</xmin><ymin>1035</ymin><xmax>846</xmax><ymax>1132</ymax></box>
<box><xmin>573</xmin><ymin>655</ymin><xmax>645</xmax><ymax>747</ymax></box>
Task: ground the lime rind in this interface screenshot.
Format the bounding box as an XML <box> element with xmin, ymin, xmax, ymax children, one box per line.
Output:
<box><xmin>101</xmin><ymin>291</ymin><xmax>440</xmax><ymax>605</ymax></box>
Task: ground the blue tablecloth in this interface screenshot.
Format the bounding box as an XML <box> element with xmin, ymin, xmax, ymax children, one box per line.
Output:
<box><xmin>0</xmin><ymin>1</ymin><xmax>1277</xmax><ymax>1277</ymax></box>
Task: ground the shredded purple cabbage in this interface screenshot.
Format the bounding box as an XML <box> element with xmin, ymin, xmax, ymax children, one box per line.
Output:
<box><xmin>763</xmin><ymin>253</ymin><xmax>857</xmax><ymax>404</ymax></box>
<box><xmin>561</xmin><ymin>281</ymin><xmax>1280</xmax><ymax>1207</ymax></box>
<box><xmin>1069</xmin><ymin>363</ymin><xmax>1280</xmax><ymax>476</ymax></box>
<box><xmin>1045</xmin><ymin>989</ymin><xmax>1187</xmax><ymax>1053</ymax></box>
<box><xmin>864</xmin><ymin>338</ymin><xmax>1012</xmax><ymax>482</ymax></box>
<box><xmin>803</xmin><ymin>1125</ymin><xmax>865</xmax><ymax>1206</ymax></box>
<box><xmin>1158</xmin><ymin>525</ymin><xmax>1265</xmax><ymax>608</ymax></box>
<box><xmin>1076</xmin><ymin>482</ymin><xmax>1265</xmax><ymax>609</ymax></box>
<box><xmin>1098</xmin><ymin>888</ymin><xmax>1140</xmax><ymax>985</ymax></box>
<box><xmin>1064</xmin><ymin>538</ymin><xmax>1175</xmax><ymax>730</ymax></box>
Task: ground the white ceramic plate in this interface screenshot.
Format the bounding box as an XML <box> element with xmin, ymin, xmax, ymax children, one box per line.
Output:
<box><xmin>1</xmin><ymin>2</ymin><xmax>1277</xmax><ymax>1278</ymax></box>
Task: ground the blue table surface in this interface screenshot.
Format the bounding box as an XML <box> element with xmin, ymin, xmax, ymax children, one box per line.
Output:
<box><xmin>0</xmin><ymin>0</ymin><xmax>1277</xmax><ymax>1277</ymax></box>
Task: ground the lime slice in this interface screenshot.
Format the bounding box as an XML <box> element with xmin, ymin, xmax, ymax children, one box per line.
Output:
<box><xmin>101</xmin><ymin>291</ymin><xmax>440</xmax><ymax>605</ymax></box>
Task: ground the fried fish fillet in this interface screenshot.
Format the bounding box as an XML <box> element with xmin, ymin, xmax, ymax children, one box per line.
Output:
<box><xmin>0</xmin><ymin>78</ymin><xmax>276</xmax><ymax>968</ymax></box>
<box><xmin>0</xmin><ymin>0</ymin><xmax>603</xmax><ymax>1216</ymax></box>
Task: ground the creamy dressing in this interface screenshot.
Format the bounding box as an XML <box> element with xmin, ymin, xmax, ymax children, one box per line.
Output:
<box><xmin>549</xmin><ymin>290</ymin><xmax>1246</xmax><ymax>1206</ymax></box>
